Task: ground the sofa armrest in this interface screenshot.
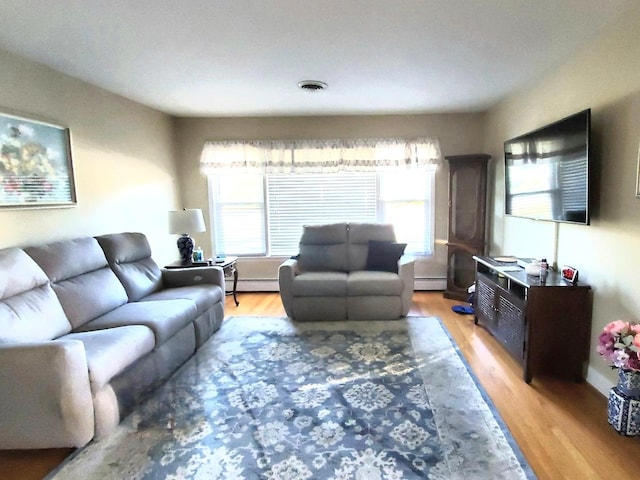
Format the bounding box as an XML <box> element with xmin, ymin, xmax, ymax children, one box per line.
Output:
<box><xmin>398</xmin><ymin>256</ymin><xmax>415</xmax><ymax>316</ymax></box>
<box><xmin>0</xmin><ymin>339</ymin><xmax>94</xmax><ymax>449</ymax></box>
<box><xmin>161</xmin><ymin>266</ymin><xmax>225</xmax><ymax>290</ymax></box>
<box><xmin>399</xmin><ymin>255</ymin><xmax>414</xmax><ymax>268</ymax></box>
<box><xmin>278</xmin><ymin>259</ymin><xmax>299</xmax><ymax>318</ymax></box>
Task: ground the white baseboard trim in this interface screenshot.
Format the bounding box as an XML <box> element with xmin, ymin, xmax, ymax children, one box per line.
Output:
<box><xmin>586</xmin><ymin>366</ymin><xmax>614</xmax><ymax>397</ymax></box>
<box><xmin>235</xmin><ymin>280</ymin><xmax>279</xmax><ymax>292</ymax></box>
<box><xmin>414</xmin><ymin>278</ymin><xmax>447</xmax><ymax>290</ymax></box>
<box><xmin>233</xmin><ymin>278</ymin><xmax>447</xmax><ymax>292</ymax></box>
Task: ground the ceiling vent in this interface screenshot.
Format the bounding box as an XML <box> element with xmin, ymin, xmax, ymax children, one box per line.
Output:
<box><xmin>298</xmin><ymin>80</ymin><xmax>328</xmax><ymax>91</ymax></box>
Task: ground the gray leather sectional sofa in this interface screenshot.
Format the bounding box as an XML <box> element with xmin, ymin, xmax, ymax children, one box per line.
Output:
<box><xmin>278</xmin><ymin>223</ymin><xmax>415</xmax><ymax>321</ymax></box>
<box><xmin>0</xmin><ymin>232</ymin><xmax>225</xmax><ymax>449</ymax></box>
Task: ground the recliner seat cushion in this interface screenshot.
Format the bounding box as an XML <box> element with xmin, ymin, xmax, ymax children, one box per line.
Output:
<box><xmin>75</xmin><ymin>300</ymin><xmax>197</xmax><ymax>346</ymax></box>
<box><xmin>141</xmin><ymin>285</ymin><xmax>223</xmax><ymax>316</ymax></box>
<box><xmin>63</xmin><ymin>325</ymin><xmax>155</xmax><ymax>392</ymax></box>
<box><xmin>347</xmin><ymin>271</ymin><xmax>404</xmax><ymax>296</ymax></box>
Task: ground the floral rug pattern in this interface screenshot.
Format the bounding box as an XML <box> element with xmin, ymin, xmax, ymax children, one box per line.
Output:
<box><xmin>48</xmin><ymin>317</ymin><xmax>535</xmax><ymax>479</ymax></box>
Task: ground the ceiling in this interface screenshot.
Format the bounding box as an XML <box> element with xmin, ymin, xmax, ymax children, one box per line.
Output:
<box><xmin>0</xmin><ymin>1</ymin><xmax>634</xmax><ymax>117</ymax></box>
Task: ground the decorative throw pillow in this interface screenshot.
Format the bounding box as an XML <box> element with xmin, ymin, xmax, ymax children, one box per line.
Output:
<box><xmin>365</xmin><ymin>240</ymin><xmax>407</xmax><ymax>273</ymax></box>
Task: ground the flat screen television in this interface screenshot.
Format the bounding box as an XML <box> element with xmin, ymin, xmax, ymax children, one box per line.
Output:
<box><xmin>504</xmin><ymin>109</ymin><xmax>591</xmax><ymax>225</ymax></box>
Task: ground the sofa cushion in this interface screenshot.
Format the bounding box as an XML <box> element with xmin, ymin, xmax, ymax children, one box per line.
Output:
<box><xmin>63</xmin><ymin>325</ymin><xmax>155</xmax><ymax>392</ymax></box>
<box><xmin>364</xmin><ymin>240</ymin><xmax>407</xmax><ymax>273</ymax></box>
<box><xmin>348</xmin><ymin>270</ymin><xmax>404</xmax><ymax>296</ymax></box>
<box><xmin>298</xmin><ymin>223</ymin><xmax>349</xmax><ymax>272</ymax></box>
<box><xmin>348</xmin><ymin>223</ymin><xmax>396</xmax><ymax>271</ymax></box>
<box><xmin>96</xmin><ymin>233</ymin><xmax>163</xmax><ymax>302</ymax></box>
<box><xmin>25</xmin><ymin>238</ymin><xmax>128</xmax><ymax>329</ymax></box>
<box><xmin>301</xmin><ymin>222</ymin><xmax>349</xmax><ymax>244</ymax></box>
<box><xmin>292</xmin><ymin>272</ymin><xmax>348</xmax><ymax>297</ymax></box>
<box><xmin>75</xmin><ymin>300</ymin><xmax>197</xmax><ymax>346</ymax></box>
<box><xmin>0</xmin><ymin>248</ymin><xmax>72</xmax><ymax>342</ymax></box>
<box><xmin>140</xmin><ymin>285</ymin><xmax>224</xmax><ymax>316</ymax></box>
<box><xmin>348</xmin><ymin>222</ymin><xmax>396</xmax><ymax>243</ymax></box>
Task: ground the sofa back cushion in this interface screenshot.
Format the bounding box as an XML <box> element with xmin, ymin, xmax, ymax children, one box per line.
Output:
<box><xmin>96</xmin><ymin>232</ymin><xmax>162</xmax><ymax>301</ymax></box>
<box><xmin>298</xmin><ymin>223</ymin><xmax>349</xmax><ymax>272</ymax></box>
<box><xmin>26</xmin><ymin>237</ymin><xmax>128</xmax><ymax>329</ymax></box>
<box><xmin>0</xmin><ymin>248</ymin><xmax>72</xmax><ymax>342</ymax></box>
<box><xmin>347</xmin><ymin>223</ymin><xmax>396</xmax><ymax>271</ymax></box>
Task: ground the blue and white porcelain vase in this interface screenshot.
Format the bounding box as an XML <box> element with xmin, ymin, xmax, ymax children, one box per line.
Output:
<box><xmin>607</xmin><ymin>368</ymin><xmax>640</xmax><ymax>436</ymax></box>
<box><xmin>176</xmin><ymin>234</ymin><xmax>195</xmax><ymax>264</ymax></box>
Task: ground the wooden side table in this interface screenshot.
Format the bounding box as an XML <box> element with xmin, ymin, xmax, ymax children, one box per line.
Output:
<box><xmin>164</xmin><ymin>256</ymin><xmax>239</xmax><ymax>306</ymax></box>
<box><xmin>216</xmin><ymin>256</ymin><xmax>239</xmax><ymax>306</ymax></box>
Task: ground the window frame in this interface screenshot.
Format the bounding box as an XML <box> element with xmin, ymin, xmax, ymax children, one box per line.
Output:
<box><xmin>208</xmin><ymin>168</ymin><xmax>436</xmax><ymax>258</ymax></box>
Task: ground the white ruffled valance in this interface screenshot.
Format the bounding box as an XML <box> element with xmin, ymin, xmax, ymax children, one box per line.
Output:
<box><xmin>199</xmin><ymin>137</ymin><xmax>442</xmax><ymax>174</ymax></box>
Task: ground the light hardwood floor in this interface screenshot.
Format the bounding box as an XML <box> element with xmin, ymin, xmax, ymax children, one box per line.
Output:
<box><xmin>2</xmin><ymin>292</ymin><xmax>639</xmax><ymax>479</ymax></box>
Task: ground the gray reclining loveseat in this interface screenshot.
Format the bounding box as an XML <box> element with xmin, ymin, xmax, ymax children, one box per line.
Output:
<box><xmin>278</xmin><ymin>223</ymin><xmax>414</xmax><ymax>321</ymax></box>
<box><xmin>0</xmin><ymin>232</ymin><xmax>225</xmax><ymax>449</ymax></box>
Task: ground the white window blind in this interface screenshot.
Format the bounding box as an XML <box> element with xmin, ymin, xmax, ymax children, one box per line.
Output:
<box><xmin>209</xmin><ymin>174</ymin><xmax>266</xmax><ymax>256</ymax></box>
<box><xmin>267</xmin><ymin>172</ymin><xmax>377</xmax><ymax>255</ymax></box>
<box><xmin>209</xmin><ymin>168</ymin><xmax>435</xmax><ymax>257</ymax></box>
<box><xmin>379</xmin><ymin>170</ymin><xmax>433</xmax><ymax>255</ymax></box>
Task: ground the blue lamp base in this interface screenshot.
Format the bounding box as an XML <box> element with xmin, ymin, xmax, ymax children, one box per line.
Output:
<box><xmin>176</xmin><ymin>234</ymin><xmax>194</xmax><ymax>264</ymax></box>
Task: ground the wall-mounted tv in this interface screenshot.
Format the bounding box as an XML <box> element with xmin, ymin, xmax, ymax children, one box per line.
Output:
<box><xmin>504</xmin><ymin>109</ymin><xmax>591</xmax><ymax>225</ymax></box>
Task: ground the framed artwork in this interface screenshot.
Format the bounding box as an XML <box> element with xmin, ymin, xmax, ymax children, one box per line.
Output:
<box><xmin>0</xmin><ymin>111</ymin><xmax>76</xmax><ymax>208</ymax></box>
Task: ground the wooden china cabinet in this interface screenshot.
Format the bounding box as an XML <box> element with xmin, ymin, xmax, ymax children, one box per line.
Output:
<box><xmin>443</xmin><ymin>154</ymin><xmax>490</xmax><ymax>301</ymax></box>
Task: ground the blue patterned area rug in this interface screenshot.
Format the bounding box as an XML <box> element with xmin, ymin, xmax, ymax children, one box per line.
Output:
<box><xmin>48</xmin><ymin>316</ymin><xmax>536</xmax><ymax>479</ymax></box>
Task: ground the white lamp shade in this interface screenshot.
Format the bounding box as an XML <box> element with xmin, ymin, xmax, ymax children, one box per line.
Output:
<box><xmin>168</xmin><ymin>209</ymin><xmax>206</xmax><ymax>234</ymax></box>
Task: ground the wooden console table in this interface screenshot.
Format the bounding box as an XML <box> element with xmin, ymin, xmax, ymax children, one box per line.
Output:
<box><xmin>473</xmin><ymin>256</ymin><xmax>591</xmax><ymax>383</ymax></box>
<box><xmin>164</xmin><ymin>256</ymin><xmax>239</xmax><ymax>306</ymax></box>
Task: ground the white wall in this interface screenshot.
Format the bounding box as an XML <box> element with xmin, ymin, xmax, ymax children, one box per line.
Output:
<box><xmin>0</xmin><ymin>48</ymin><xmax>181</xmax><ymax>262</ymax></box>
<box><xmin>174</xmin><ymin>113</ymin><xmax>486</xmax><ymax>287</ymax></box>
<box><xmin>485</xmin><ymin>5</ymin><xmax>640</xmax><ymax>393</ymax></box>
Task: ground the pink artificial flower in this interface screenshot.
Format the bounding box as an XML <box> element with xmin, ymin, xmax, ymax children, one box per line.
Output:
<box><xmin>597</xmin><ymin>331</ymin><xmax>615</xmax><ymax>356</ymax></box>
<box><xmin>604</xmin><ymin>320</ymin><xmax>629</xmax><ymax>335</ymax></box>
<box><xmin>599</xmin><ymin>321</ymin><xmax>640</xmax><ymax>371</ymax></box>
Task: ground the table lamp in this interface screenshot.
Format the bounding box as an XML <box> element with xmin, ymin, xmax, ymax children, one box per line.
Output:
<box><xmin>168</xmin><ymin>208</ymin><xmax>206</xmax><ymax>264</ymax></box>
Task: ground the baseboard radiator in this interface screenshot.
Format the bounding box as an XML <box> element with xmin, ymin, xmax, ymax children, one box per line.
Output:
<box><xmin>231</xmin><ymin>278</ymin><xmax>446</xmax><ymax>292</ymax></box>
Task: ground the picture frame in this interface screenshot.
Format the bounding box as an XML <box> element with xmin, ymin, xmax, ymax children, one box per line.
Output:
<box><xmin>561</xmin><ymin>265</ymin><xmax>579</xmax><ymax>284</ymax></box>
<box><xmin>0</xmin><ymin>110</ymin><xmax>76</xmax><ymax>208</ymax></box>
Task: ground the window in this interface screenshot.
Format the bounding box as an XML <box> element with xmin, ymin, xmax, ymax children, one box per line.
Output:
<box><xmin>208</xmin><ymin>167</ymin><xmax>435</xmax><ymax>257</ymax></box>
<box><xmin>267</xmin><ymin>172</ymin><xmax>377</xmax><ymax>255</ymax></box>
<box><xmin>209</xmin><ymin>174</ymin><xmax>266</xmax><ymax>256</ymax></box>
<box><xmin>202</xmin><ymin>137</ymin><xmax>441</xmax><ymax>257</ymax></box>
